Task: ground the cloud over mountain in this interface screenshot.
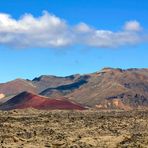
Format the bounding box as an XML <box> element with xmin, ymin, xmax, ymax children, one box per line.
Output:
<box><xmin>0</xmin><ymin>11</ymin><xmax>146</xmax><ymax>48</ymax></box>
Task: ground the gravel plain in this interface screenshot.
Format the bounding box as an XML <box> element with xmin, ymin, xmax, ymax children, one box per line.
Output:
<box><xmin>0</xmin><ymin>109</ymin><xmax>148</xmax><ymax>148</ymax></box>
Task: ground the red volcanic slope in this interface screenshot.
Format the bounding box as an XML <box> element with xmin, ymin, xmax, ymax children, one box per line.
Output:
<box><xmin>0</xmin><ymin>91</ymin><xmax>85</xmax><ymax>110</ymax></box>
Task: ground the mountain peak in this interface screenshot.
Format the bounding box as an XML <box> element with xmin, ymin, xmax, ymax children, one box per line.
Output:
<box><xmin>99</xmin><ymin>67</ymin><xmax>123</xmax><ymax>73</ymax></box>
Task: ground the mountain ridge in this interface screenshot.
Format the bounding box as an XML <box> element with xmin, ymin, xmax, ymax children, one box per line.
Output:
<box><xmin>0</xmin><ymin>68</ymin><xmax>148</xmax><ymax>110</ymax></box>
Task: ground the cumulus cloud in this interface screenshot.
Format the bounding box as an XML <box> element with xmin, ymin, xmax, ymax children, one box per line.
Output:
<box><xmin>0</xmin><ymin>11</ymin><xmax>146</xmax><ymax>48</ymax></box>
<box><xmin>124</xmin><ymin>20</ymin><xmax>142</xmax><ymax>32</ymax></box>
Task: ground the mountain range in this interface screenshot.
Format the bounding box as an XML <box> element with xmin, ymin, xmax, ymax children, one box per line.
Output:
<box><xmin>0</xmin><ymin>68</ymin><xmax>148</xmax><ymax>110</ymax></box>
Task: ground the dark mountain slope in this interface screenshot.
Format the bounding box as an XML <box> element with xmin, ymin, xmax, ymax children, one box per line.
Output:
<box><xmin>40</xmin><ymin>76</ymin><xmax>89</xmax><ymax>97</ymax></box>
<box><xmin>32</xmin><ymin>74</ymin><xmax>82</xmax><ymax>92</ymax></box>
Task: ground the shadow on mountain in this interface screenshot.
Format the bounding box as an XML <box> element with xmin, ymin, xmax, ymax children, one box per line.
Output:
<box><xmin>40</xmin><ymin>78</ymin><xmax>88</xmax><ymax>97</ymax></box>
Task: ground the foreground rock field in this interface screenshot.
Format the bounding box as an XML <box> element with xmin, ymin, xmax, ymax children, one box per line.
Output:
<box><xmin>0</xmin><ymin>110</ymin><xmax>148</xmax><ymax>148</ymax></box>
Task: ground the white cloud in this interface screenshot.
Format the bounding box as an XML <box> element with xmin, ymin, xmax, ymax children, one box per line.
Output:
<box><xmin>124</xmin><ymin>20</ymin><xmax>142</xmax><ymax>32</ymax></box>
<box><xmin>74</xmin><ymin>23</ymin><xmax>92</xmax><ymax>32</ymax></box>
<box><xmin>0</xmin><ymin>11</ymin><xmax>146</xmax><ymax>48</ymax></box>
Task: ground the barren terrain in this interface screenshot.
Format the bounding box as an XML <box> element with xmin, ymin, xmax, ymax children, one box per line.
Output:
<box><xmin>1</xmin><ymin>68</ymin><xmax>148</xmax><ymax>110</ymax></box>
<box><xmin>0</xmin><ymin>110</ymin><xmax>148</xmax><ymax>148</ymax></box>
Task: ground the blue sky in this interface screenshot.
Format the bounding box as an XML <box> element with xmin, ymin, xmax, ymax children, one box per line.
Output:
<box><xmin>0</xmin><ymin>0</ymin><xmax>148</xmax><ymax>82</ymax></box>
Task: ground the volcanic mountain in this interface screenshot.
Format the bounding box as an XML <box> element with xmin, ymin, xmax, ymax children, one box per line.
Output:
<box><xmin>32</xmin><ymin>74</ymin><xmax>83</xmax><ymax>92</ymax></box>
<box><xmin>40</xmin><ymin>68</ymin><xmax>148</xmax><ymax>110</ymax></box>
<box><xmin>0</xmin><ymin>74</ymin><xmax>84</xmax><ymax>101</ymax></box>
<box><xmin>0</xmin><ymin>91</ymin><xmax>85</xmax><ymax>110</ymax></box>
<box><xmin>0</xmin><ymin>79</ymin><xmax>37</xmax><ymax>98</ymax></box>
<box><xmin>40</xmin><ymin>76</ymin><xmax>89</xmax><ymax>97</ymax></box>
<box><xmin>0</xmin><ymin>68</ymin><xmax>148</xmax><ymax>110</ymax></box>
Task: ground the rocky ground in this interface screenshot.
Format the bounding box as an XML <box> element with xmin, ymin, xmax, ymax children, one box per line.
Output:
<box><xmin>0</xmin><ymin>109</ymin><xmax>148</xmax><ymax>148</ymax></box>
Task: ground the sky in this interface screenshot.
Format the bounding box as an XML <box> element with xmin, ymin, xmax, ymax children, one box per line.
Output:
<box><xmin>0</xmin><ymin>0</ymin><xmax>148</xmax><ymax>82</ymax></box>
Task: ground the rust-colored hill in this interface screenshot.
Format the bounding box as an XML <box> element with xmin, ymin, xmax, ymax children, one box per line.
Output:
<box><xmin>0</xmin><ymin>91</ymin><xmax>85</xmax><ymax>110</ymax></box>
